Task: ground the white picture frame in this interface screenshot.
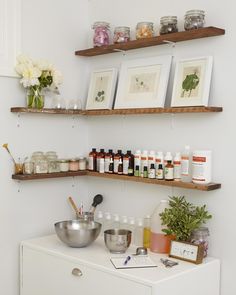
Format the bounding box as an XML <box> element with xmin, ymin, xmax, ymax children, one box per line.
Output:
<box><xmin>114</xmin><ymin>55</ymin><xmax>172</xmax><ymax>109</ymax></box>
<box><xmin>86</xmin><ymin>68</ymin><xmax>118</xmax><ymax>110</ymax></box>
<box><xmin>171</xmin><ymin>56</ymin><xmax>213</xmax><ymax>107</ymax></box>
<box><xmin>0</xmin><ymin>0</ymin><xmax>21</xmax><ymax>77</ymax></box>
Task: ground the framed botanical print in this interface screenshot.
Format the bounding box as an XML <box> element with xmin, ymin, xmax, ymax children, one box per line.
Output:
<box><xmin>171</xmin><ymin>56</ymin><xmax>213</xmax><ymax>107</ymax></box>
<box><xmin>114</xmin><ymin>55</ymin><xmax>172</xmax><ymax>109</ymax></box>
<box><xmin>86</xmin><ymin>68</ymin><xmax>118</xmax><ymax>110</ymax></box>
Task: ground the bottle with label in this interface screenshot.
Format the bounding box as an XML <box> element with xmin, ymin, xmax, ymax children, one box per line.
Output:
<box><xmin>134</xmin><ymin>218</ymin><xmax>144</xmax><ymax>246</ymax></box>
<box><xmin>150</xmin><ymin>200</ymin><xmax>173</xmax><ymax>253</ymax></box>
<box><xmin>143</xmin><ymin>215</ymin><xmax>151</xmax><ymax>248</ymax></box>
<box><xmin>105</xmin><ymin>149</ymin><xmax>114</xmax><ymax>173</ymax></box>
<box><xmin>165</xmin><ymin>160</ymin><xmax>174</xmax><ymax>180</ymax></box>
<box><xmin>118</xmin><ymin>158</ymin><xmax>123</xmax><ymax>175</ymax></box>
<box><xmin>192</xmin><ymin>150</ymin><xmax>212</xmax><ymax>184</ymax></box>
<box><xmin>96</xmin><ymin>149</ymin><xmax>105</xmax><ymax>172</ymax></box>
<box><xmin>108</xmin><ymin>157</ymin><xmax>114</xmax><ymax>174</ymax></box>
<box><xmin>123</xmin><ymin>150</ymin><xmax>134</xmax><ymax>175</ymax></box>
<box><xmin>173</xmin><ymin>152</ymin><xmax>181</xmax><ymax>181</ymax></box>
<box><xmin>113</xmin><ymin>149</ymin><xmax>123</xmax><ymax>174</ymax></box>
<box><xmin>88</xmin><ymin>148</ymin><xmax>97</xmax><ymax>171</ymax></box>
<box><xmin>140</xmin><ymin>150</ymin><xmax>148</xmax><ymax>177</ymax></box>
<box><xmin>181</xmin><ymin>145</ymin><xmax>192</xmax><ymax>182</ymax></box>
<box><xmin>149</xmin><ymin>163</ymin><xmax>156</xmax><ymax>179</ymax></box>
<box><xmin>148</xmin><ymin>150</ymin><xmax>156</xmax><ymax>174</ymax></box>
<box><xmin>143</xmin><ymin>166</ymin><xmax>148</xmax><ymax>178</ymax></box>
<box><xmin>156</xmin><ymin>164</ymin><xmax>164</xmax><ymax>179</ymax></box>
<box><xmin>99</xmin><ymin>157</ymin><xmax>105</xmax><ymax>173</ymax></box>
<box><xmin>155</xmin><ymin>151</ymin><xmax>164</xmax><ymax>169</ymax></box>
<box><xmin>134</xmin><ymin>150</ymin><xmax>141</xmax><ymax>176</ymax></box>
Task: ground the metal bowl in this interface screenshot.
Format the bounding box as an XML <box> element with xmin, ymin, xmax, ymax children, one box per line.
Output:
<box><xmin>54</xmin><ymin>220</ymin><xmax>101</xmax><ymax>248</ymax></box>
<box><xmin>104</xmin><ymin>229</ymin><xmax>132</xmax><ymax>253</ymax></box>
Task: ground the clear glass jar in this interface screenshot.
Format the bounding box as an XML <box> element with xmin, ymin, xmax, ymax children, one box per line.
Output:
<box><xmin>184</xmin><ymin>10</ymin><xmax>205</xmax><ymax>31</ymax></box>
<box><xmin>92</xmin><ymin>21</ymin><xmax>110</xmax><ymax>47</ymax></box>
<box><xmin>113</xmin><ymin>26</ymin><xmax>130</xmax><ymax>43</ymax></box>
<box><xmin>45</xmin><ymin>151</ymin><xmax>57</xmax><ymax>158</ymax></box>
<box><xmin>48</xmin><ymin>160</ymin><xmax>60</xmax><ymax>173</ymax></box>
<box><xmin>160</xmin><ymin>16</ymin><xmax>178</xmax><ymax>35</ymax></box>
<box><xmin>190</xmin><ymin>227</ymin><xmax>209</xmax><ymax>257</ymax></box>
<box><xmin>79</xmin><ymin>157</ymin><xmax>87</xmax><ymax>170</ymax></box>
<box><xmin>69</xmin><ymin>159</ymin><xmax>80</xmax><ymax>171</ymax></box>
<box><xmin>59</xmin><ymin>159</ymin><xmax>69</xmax><ymax>172</ymax></box>
<box><xmin>34</xmin><ymin>158</ymin><xmax>48</xmax><ymax>174</ymax></box>
<box><xmin>23</xmin><ymin>161</ymin><xmax>34</xmax><ymax>174</ymax></box>
<box><xmin>136</xmin><ymin>22</ymin><xmax>154</xmax><ymax>39</ymax></box>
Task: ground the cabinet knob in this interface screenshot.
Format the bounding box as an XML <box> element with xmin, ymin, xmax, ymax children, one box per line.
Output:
<box><xmin>72</xmin><ymin>268</ymin><xmax>83</xmax><ymax>277</ymax></box>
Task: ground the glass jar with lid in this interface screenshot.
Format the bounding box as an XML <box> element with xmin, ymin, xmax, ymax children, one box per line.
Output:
<box><xmin>160</xmin><ymin>16</ymin><xmax>178</xmax><ymax>35</ymax></box>
<box><xmin>184</xmin><ymin>10</ymin><xmax>205</xmax><ymax>31</ymax></box>
<box><xmin>92</xmin><ymin>21</ymin><xmax>110</xmax><ymax>47</ymax></box>
<box><xmin>34</xmin><ymin>157</ymin><xmax>48</xmax><ymax>174</ymax></box>
<box><xmin>69</xmin><ymin>159</ymin><xmax>80</xmax><ymax>171</ymax></box>
<box><xmin>59</xmin><ymin>159</ymin><xmax>69</xmax><ymax>172</ymax></box>
<box><xmin>79</xmin><ymin>157</ymin><xmax>87</xmax><ymax>171</ymax></box>
<box><xmin>190</xmin><ymin>227</ymin><xmax>209</xmax><ymax>257</ymax></box>
<box><xmin>136</xmin><ymin>22</ymin><xmax>154</xmax><ymax>39</ymax></box>
<box><xmin>113</xmin><ymin>26</ymin><xmax>130</xmax><ymax>43</ymax></box>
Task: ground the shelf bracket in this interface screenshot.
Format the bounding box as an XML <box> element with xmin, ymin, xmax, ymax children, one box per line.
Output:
<box><xmin>163</xmin><ymin>40</ymin><xmax>176</xmax><ymax>48</ymax></box>
<box><xmin>113</xmin><ymin>49</ymin><xmax>127</xmax><ymax>56</ymax></box>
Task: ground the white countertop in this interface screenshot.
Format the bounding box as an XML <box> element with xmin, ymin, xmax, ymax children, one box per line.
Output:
<box><xmin>21</xmin><ymin>234</ymin><xmax>220</xmax><ymax>286</ymax></box>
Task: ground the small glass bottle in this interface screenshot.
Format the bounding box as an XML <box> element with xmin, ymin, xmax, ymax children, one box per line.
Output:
<box><xmin>134</xmin><ymin>218</ymin><xmax>144</xmax><ymax>247</ymax></box>
<box><xmin>143</xmin><ymin>166</ymin><xmax>148</xmax><ymax>178</ymax></box>
<box><xmin>160</xmin><ymin>16</ymin><xmax>178</xmax><ymax>35</ymax></box>
<box><xmin>105</xmin><ymin>149</ymin><xmax>114</xmax><ymax>173</ymax></box>
<box><xmin>118</xmin><ymin>158</ymin><xmax>123</xmax><ymax>175</ymax></box>
<box><xmin>103</xmin><ymin>212</ymin><xmax>113</xmax><ymax>232</ymax></box>
<box><xmin>112</xmin><ymin>214</ymin><xmax>120</xmax><ymax>229</ymax></box>
<box><xmin>184</xmin><ymin>10</ymin><xmax>205</xmax><ymax>31</ymax></box>
<box><xmin>157</xmin><ymin>164</ymin><xmax>164</xmax><ymax>180</ymax></box>
<box><xmin>92</xmin><ymin>21</ymin><xmax>110</xmax><ymax>47</ymax></box>
<box><xmin>96</xmin><ymin>211</ymin><xmax>104</xmax><ymax>236</ymax></box>
<box><xmin>108</xmin><ymin>157</ymin><xmax>114</xmax><ymax>174</ymax></box>
<box><xmin>143</xmin><ymin>215</ymin><xmax>151</xmax><ymax>248</ymax></box>
<box><xmin>120</xmin><ymin>216</ymin><xmax>129</xmax><ymax>230</ymax></box>
<box><xmin>96</xmin><ymin>149</ymin><xmax>105</xmax><ymax>172</ymax></box>
<box><xmin>149</xmin><ymin>163</ymin><xmax>156</xmax><ymax>179</ymax></box>
<box><xmin>113</xmin><ymin>26</ymin><xmax>130</xmax><ymax>43</ymax></box>
<box><xmin>165</xmin><ymin>160</ymin><xmax>174</xmax><ymax>181</ymax></box>
<box><xmin>190</xmin><ymin>227</ymin><xmax>210</xmax><ymax>257</ymax></box>
<box><xmin>136</xmin><ymin>22</ymin><xmax>154</xmax><ymax>39</ymax></box>
<box><xmin>88</xmin><ymin>148</ymin><xmax>97</xmax><ymax>171</ymax></box>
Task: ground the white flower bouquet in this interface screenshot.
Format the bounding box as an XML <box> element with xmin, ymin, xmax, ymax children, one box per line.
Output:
<box><xmin>15</xmin><ymin>54</ymin><xmax>63</xmax><ymax>109</ymax></box>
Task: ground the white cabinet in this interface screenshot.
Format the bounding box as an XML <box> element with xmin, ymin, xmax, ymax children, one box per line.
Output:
<box><xmin>20</xmin><ymin>235</ymin><xmax>220</xmax><ymax>295</ymax></box>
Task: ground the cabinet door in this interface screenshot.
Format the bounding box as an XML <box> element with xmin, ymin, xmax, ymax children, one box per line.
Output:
<box><xmin>21</xmin><ymin>247</ymin><xmax>151</xmax><ymax>295</ymax></box>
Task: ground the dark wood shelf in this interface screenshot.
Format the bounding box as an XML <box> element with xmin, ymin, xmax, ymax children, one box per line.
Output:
<box><xmin>12</xmin><ymin>170</ymin><xmax>221</xmax><ymax>191</ymax></box>
<box><xmin>75</xmin><ymin>27</ymin><xmax>225</xmax><ymax>57</ymax></box>
<box><xmin>12</xmin><ymin>171</ymin><xmax>87</xmax><ymax>180</ymax></box>
<box><xmin>11</xmin><ymin>106</ymin><xmax>223</xmax><ymax>116</ymax></box>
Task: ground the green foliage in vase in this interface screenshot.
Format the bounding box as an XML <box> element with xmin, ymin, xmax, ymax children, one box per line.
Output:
<box><xmin>159</xmin><ymin>196</ymin><xmax>212</xmax><ymax>241</ymax></box>
<box><xmin>182</xmin><ymin>73</ymin><xmax>199</xmax><ymax>97</ymax></box>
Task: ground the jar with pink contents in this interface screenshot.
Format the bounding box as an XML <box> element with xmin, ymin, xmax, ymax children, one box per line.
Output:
<box><xmin>92</xmin><ymin>22</ymin><xmax>110</xmax><ymax>47</ymax></box>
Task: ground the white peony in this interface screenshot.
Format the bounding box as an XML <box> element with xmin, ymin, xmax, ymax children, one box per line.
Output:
<box><xmin>19</xmin><ymin>64</ymin><xmax>41</xmax><ymax>87</ymax></box>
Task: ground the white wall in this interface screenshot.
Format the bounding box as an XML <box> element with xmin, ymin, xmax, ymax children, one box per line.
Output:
<box><xmin>0</xmin><ymin>1</ymin><xmax>90</xmax><ymax>294</ymax></box>
<box><xmin>86</xmin><ymin>1</ymin><xmax>235</xmax><ymax>295</ymax></box>
<box><xmin>0</xmin><ymin>0</ymin><xmax>235</xmax><ymax>294</ymax></box>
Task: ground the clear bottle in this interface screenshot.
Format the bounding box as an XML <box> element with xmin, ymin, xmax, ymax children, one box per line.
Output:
<box><xmin>112</xmin><ymin>214</ymin><xmax>120</xmax><ymax>229</ymax></box>
<box><xmin>150</xmin><ymin>200</ymin><xmax>172</xmax><ymax>253</ymax></box>
<box><xmin>140</xmin><ymin>150</ymin><xmax>148</xmax><ymax>177</ymax></box>
<box><xmin>143</xmin><ymin>215</ymin><xmax>151</xmax><ymax>248</ymax></box>
<box><xmin>174</xmin><ymin>152</ymin><xmax>181</xmax><ymax>181</ymax></box>
<box><xmin>128</xmin><ymin>217</ymin><xmax>136</xmax><ymax>244</ymax></box>
<box><xmin>96</xmin><ymin>211</ymin><xmax>104</xmax><ymax>236</ymax></box>
<box><xmin>160</xmin><ymin>16</ymin><xmax>178</xmax><ymax>35</ymax></box>
<box><xmin>190</xmin><ymin>227</ymin><xmax>210</xmax><ymax>257</ymax></box>
<box><xmin>120</xmin><ymin>215</ymin><xmax>129</xmax><ymax>230</ymax></box>
<box><xmin>136</xmin><ymin>22</ymin><xmax>154</xmax><ymax>39</ymax></box>
<box><xmin>113</xmin><ymin>26</ymin><xmax>130</xmax><ymax>43</ymax></box>
<box><xmin>88</xmin><ymin>148</ymin><xmax>97</xmax><ymax>171</ymax></box>
<box><xmin>92</xmin><ymin>21</ymin><xmax>110</xmax><ymax>47</ymax></box>
<box><xmin>103</xmin><ymin>212</ymin><xmax>113</xmax><ymax>232</ymax></box>
<box><xmin>134</xmin><ymin>218</ymin><xmax>144</xmax><ymax>247</ymax></box>
<box><xmin>181</xmin><ymin>145</ymin><xmax>192</xmax><ymax>182</ymax></box>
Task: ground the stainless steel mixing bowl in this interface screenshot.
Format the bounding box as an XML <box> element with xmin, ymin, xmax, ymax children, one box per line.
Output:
<box><xmin>104</xmin><ymin>229</ymin><xmax>132</xmax><ymax>253</ymax></box>
<box><xmin>54</xmin><ymin>220</ymin><xmax>101</xmax><ymax>248</ymax></box>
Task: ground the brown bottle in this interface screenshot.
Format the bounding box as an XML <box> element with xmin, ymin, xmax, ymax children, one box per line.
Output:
<box><xmin>123</xmin><ymin>150</ymin><xmax>134</xmax><ymax>176</ymax></box>
<box><xmin>88</xmin><ymin>148</ymin><xmax>97</xmax><ymax>171</ymax></box>
<box><xmin>165</xmin><ymin>160</ymin><xmax>174</xmax><ymax>181</ymax></box>
<box><xmin>96</xmin><ymin>149</ymin><xmax>105</xmax><ymax>172</ymax></box>
<box><xmin>113</xmin><ymin>149</ymin><xmax>123</xmax><ymax>174</ymax></box>
<box><xmin>105</xmin><ymin>149</ymin><xmax>114</xmax><ymax>173</ymax></box>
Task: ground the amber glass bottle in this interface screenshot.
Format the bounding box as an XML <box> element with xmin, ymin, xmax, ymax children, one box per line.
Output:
<box><xmin>123</xmin><ymin>150</ymin><xmax>134</xmax><ymax>176</ymax></box>
<box><xmin>105</xmin><ymin>149</ymin><xmax>114</xmax><ymax>173</ymax></box>
<box><xmin>88</xmin><ymin>148</ymin><xmax>97</xmax><ymax>171</ymax></box>
<box><xmin>96</xmin><ymin>149</ymin><xmax>105</xmax><ymax>172</ymax></box>
<box><xmin>114</xmin><ymin>149</ymin><xmax>123</xmax><ymax>174</ymax></box>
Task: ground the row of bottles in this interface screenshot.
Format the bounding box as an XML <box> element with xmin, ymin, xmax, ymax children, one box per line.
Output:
<box><xmin>89</xmin><ymin>147</ymin><xmax>212</xmax><ymax>184</ymax></box>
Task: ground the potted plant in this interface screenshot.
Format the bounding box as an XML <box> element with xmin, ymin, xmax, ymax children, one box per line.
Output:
<box><xmin>159</xmin><ymin>196</ymin><xmax>212</xmax><ymax>241</ymax></box>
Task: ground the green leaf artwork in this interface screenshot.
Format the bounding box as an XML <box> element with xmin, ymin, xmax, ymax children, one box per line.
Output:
<box><xmin>95</xmin><ymin>90</ymin><xmax>105</xmax><ymax>102</ymax></box>
<box><xmin>182</xmin><ymin>72</ymin><xmax>200</xmax><ymax>97</ymax></box>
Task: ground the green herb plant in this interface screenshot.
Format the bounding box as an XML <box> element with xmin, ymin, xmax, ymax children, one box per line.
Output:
<box><xmin>159</xmin><ymin>196</ymin><xmax>212</xmax><ymax>241</ymax></box>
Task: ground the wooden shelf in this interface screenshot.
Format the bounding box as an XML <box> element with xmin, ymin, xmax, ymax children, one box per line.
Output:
<box><xmin>12</xmin><ymin>170</ymin><xmax>221</xmax><ymax>191</ymax></box>
<box><xmin>11</xmin><ymin>106</ymin><xmax>223</xmax><ymax>115</ymax></box>
<box><xmin>75</xmin><ymin>27</ymin><xmax>225</xmax><ymax>57</ymax></box>
<box><xmin>12</xmin><ymin>171</ymin><xmax>87</xmax><ymax>180</ymax></box>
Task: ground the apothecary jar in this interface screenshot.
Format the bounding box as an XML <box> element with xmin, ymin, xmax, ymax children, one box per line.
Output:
<box><xmin>92</xmin><ymin>21</ymin><xmax>110</xmax><ymax>47</ymax></box>
<box><xmin>184</xmin><ymin>10</ymin><xmax>205</xmax><ymax>30</ymax></box>
<box><xmin>190</xmin><ymin>227</ymin><xmax>209</xmax><ymax>257</ymax></box>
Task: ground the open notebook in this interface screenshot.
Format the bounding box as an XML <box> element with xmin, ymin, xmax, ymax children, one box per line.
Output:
<box><xmin>110</xmin><ymin>255</ymin><xmax>157</xmax><ymax>269</ymax></box>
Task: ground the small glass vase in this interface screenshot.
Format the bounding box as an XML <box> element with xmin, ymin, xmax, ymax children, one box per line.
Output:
<box><xmin>26</xmin><ymin>88</ymin><xmax>45</xmax><ymax>109</ymax></box>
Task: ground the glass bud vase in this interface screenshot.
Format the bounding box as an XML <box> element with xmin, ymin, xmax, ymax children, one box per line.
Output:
<box><xmin>26</xmin><ymin>87</ymin><xmax>45</xmax><ymax>109</ymax></box>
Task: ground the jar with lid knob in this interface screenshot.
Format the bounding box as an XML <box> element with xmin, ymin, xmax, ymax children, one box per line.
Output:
<box><xmin>184</xmin><ymin>10</ymin><xmax>205</xmax><ymax>31</ymax></box>
<box><xmin>160</xmin><ymin>16</ymin><xmax>178</xmax><ymax>35</ymax></box>
<box><xmin>92</xmin><ymin>21</ymin><xmax>110</xmax><ymax>47</ymax></box>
